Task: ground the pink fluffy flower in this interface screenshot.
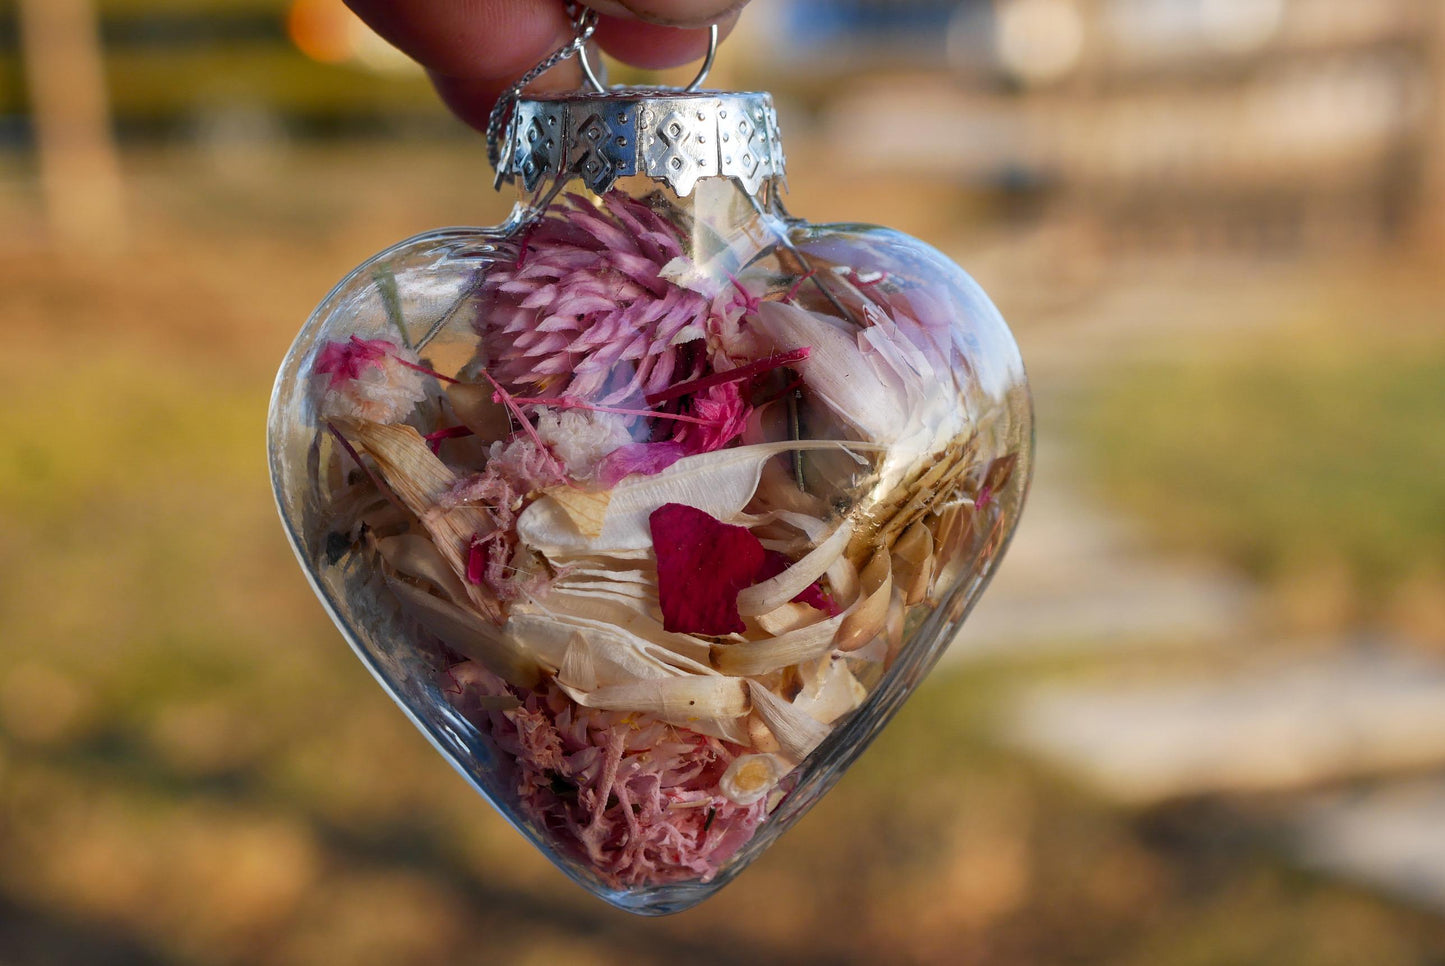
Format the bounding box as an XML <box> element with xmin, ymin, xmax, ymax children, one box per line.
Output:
<box><xmin>445</xmin><ymin>436</ymin><xmax>563</xmax><ymax>600</ymax></box>
<box><xmin>313</xmin><ymin>336</ymin><xmax>428</xmax><ymax>424</ymax></box>
<box><xmin>671</xmin><ymin>381</ymin><xmax>750</xmax><ymax>456</ymax></box>
<box><xmin>594</xmin><ymin>441</ymin><xmax>688</xmax><ymax>488</ymax></box>
<box><xmin>589</xmin><ymin>382</ymin><xmax>751</xmax><ymax>487</ymax></box>
<box><xmin>477</xmin><ymin>193</ymin><xmax>712</xmax><ymax>405</ymax></box>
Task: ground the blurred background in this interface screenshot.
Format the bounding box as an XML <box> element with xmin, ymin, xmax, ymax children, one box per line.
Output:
<box><xmin>2</xmin><ymin>0</ymin><xmax>1444</xmax><ymax>962</ymax></box>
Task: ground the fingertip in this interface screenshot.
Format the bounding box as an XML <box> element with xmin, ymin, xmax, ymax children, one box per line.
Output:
<box><xmin>583</xmin><ymin>0</ymin><xmax>744</xmax><ymax>29</ymax></box>
<box><xmin>430</xmin><ymin>59</ymin><xmax>587</xmax><ymax>133</ymax></box>
<box><xmin>592</xmin><ymin>13</ymin><xmax>737</xmax><ymax>71</ymax></box>
<box><xmin>348</xmin><ymin>0</ymin><xmax>574</xmax><ymax>81</ymax></box>
<box><xmin>428</xmin><ymin>73</ymin><xmax>506</xmax><ymax>133</ymax></box>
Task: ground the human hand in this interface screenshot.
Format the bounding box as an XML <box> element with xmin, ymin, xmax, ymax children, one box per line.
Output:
<box><xmin>343</xmin><ymin>0</ymin><xmax>747</xmax><ymax>131</ymax></box>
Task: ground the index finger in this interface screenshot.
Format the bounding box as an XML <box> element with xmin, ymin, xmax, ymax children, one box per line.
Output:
<box><xmin>344</xmin><ymin>0</ymin><xmax>740</xmax><ymax>131</ymax></box>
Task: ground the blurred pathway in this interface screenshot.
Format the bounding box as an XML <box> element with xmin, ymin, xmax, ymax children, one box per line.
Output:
<box><xmin>942</xmin><ymin>253</ymin><xmax>1445</xmax><ymax>916</ymax></box>
<box><xmin>953</xmin><ymin>435</ymin><xmax>1255</xmax><ymax>660</ymax></box>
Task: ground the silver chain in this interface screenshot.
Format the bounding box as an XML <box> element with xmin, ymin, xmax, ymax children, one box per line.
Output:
<box><xmin>486</xmin><ymin>2</ymin><xmax>599</xmax><ymax>173</ymax></box>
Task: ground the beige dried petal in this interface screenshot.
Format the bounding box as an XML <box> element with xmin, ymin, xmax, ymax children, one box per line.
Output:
<box><xmin>827</xmin><ymin>553</ymin><xmax>860</xmax><ymax>608</ymax></box>
<box><xmin>349</xmin><ymin>421</ymin><xmax>500</xmax><ymax>621</ymax></box>
<box><xmin>542</xmin><ymin>485</ymin><xmax>612</xmax><ymax>539</ymax></box>
<box><xmin>891</xmin><ymin>521</ymin><xmax>935</xmax><ymax>607</ymax></box>
<box><xmin>746</xmin><ymin>681</ymin><xmax>831</xmax><ymax>764</ymax></box>
<box><xmin>755</xmin><ymin>602</ymin><xmax>827</xmax><ymax>636</ymax></box>
<box><xmin>794</xmin><ymin>656</ymin><xmax>868</xmax><ymax>725</ymax></box>
<box><xmin>886</xmin><ymin>587</ymin><xmax>907</xmax><ymax>666</ymax></box>
<box><xmin>374</xmin><ymin>533</ymin><xmax>467</xmax><ymax>603</ymax></box>
<box><xmin>711</xmin><ymin>609</ymin><xmax>847</xmax><ymax>677</ymax></box>
<box><xmin>837</xmin><ymin>549</ymin><xmax>892</xmax><ymax>652</ymax></box>
<box><xmin>525</xmin><ymin>586</ymin><xmax>710</xmax><ymax>666</ymax></box>
<box><xmin>747</xmin><ymin>713</ymin><xmax>782</xmax><ymax>754</ymax></box>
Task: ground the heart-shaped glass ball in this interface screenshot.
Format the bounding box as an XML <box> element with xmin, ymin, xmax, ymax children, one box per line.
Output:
<box><xmin>268</xmin><ymin>90</ymin><xmax>1031</xmax><ymax>914</ymax></box>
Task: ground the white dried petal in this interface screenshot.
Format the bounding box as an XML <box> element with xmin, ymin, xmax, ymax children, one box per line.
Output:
<box><xmin>320</xmin><ymin>350</ymin><xmax>428</xmax><ymax>425</ymax></box>
<box><xmin>746</xmin><ymin>682</ymin><xmax>831</xmax><ymax>764</ymax></box>
<box><xmin>794</xmin><ymin>657</ymin><xmax>868</xmax><ymax>725</ymax></box>
<box><xmin>736</xmin><ymin>519</ymin><xmax>853</xmax><ymax>617</ymax></box>
<box><xmin>517</xmin><ymin>440</ymin><xmax>879</xmax><ymax>560</ymax></box>
<box><xmin>566</xmin><ymin>676</ymin><xmax>749</xmax><ymax>719</ymax></box>
<box><xmin>533</xmin><ymin>407</ymin><xmax>632</xmax><ymax>482</ymax></box>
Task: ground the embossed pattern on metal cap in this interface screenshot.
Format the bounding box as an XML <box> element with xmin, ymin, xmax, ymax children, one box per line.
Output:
<box><xmin>502</xmin><ymin>90</ymin><xmax>785</xmax><ymax>197</ymax></box>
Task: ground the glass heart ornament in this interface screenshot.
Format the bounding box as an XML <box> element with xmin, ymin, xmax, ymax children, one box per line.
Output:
<box><xmin>267</xmin><ymin>56</ymin><xmax>1032</xmax><ymax>914</ymax></box>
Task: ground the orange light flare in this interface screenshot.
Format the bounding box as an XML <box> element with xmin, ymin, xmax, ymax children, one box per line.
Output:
<box><xmin>287</xmin><ymin>0</ymin><xmax>355</xmax><ymax>65</ymax></box>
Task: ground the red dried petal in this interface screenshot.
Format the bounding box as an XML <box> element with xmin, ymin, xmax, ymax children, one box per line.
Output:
<box><xmin>466</xmin><ymin>535</ymin><xmax>486</xmax><ymax>586</ymax></box>
<box><xmin>758</xmin><ymin>550</ymin><xmax>840</xmax><ymax>616</ymax></box>
<box><xmin>793</xmin><ymin>581</ymin><xmax>839</xmax><ymax>616</ymax></box>
<box><xmin>650</xmin><ymin>503</ymin><xmax>767</xmax><ymax>635</ymax></box>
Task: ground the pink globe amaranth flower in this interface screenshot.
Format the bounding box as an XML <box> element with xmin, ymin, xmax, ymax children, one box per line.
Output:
<box><xmin>476</xmin><ymin>193</ymin><xmax>713</xmax><ymax>406</ymax></box>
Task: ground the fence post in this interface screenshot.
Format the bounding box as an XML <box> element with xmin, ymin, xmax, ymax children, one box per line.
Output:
<box><xmin>17</xmin><ymin>0</ymin><xmax>127</xmax><ymax>249</ymax></box>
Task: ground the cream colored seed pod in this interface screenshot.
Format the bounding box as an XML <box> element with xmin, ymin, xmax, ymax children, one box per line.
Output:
<box><xmin>720</xmin><ymin>753</ymin><xmax>789</xmax><ymax>807</ymax></box>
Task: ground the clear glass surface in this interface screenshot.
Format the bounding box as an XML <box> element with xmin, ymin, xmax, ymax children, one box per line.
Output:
<box><xmin>268</xmin><ymin>171</ymin><xmax>1032</xmax><ymax>913</ymax></box>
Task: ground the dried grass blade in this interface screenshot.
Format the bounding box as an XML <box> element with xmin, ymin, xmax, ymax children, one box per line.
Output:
<box><xmin>385</xmin><ymin>577</ymin><xmax>541</xmax><ymax>689</ymax></box>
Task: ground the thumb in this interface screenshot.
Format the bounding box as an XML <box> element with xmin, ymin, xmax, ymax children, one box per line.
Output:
<box><xmin>580</xmin><ymin>0</ymin><xmax>744</xmax><ymax>29</ymax></box>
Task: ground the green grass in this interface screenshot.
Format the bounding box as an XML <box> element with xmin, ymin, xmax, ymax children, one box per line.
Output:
<box><xmin>1078</xmin><ymin>340</ymin><xmax>1445</xmax><ymax>615</ymax></box>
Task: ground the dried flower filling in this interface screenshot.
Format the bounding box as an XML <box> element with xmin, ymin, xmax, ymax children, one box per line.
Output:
<box><xmin>313</xmin><ymin>192</ymin><xmax>1017</xmax><ymax>889</ymax></box>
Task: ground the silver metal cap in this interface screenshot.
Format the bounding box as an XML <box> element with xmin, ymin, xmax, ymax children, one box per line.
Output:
<box><xmin>499</xmin><ymin>90</ymin><xmax>786</xmax><ymax>198</ymax></box>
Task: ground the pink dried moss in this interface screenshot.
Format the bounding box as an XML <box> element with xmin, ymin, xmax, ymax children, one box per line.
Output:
<box><xmin>445</xmin><ymin>662</ymin><xmax>767</xmax><ymax>888</ymax></box>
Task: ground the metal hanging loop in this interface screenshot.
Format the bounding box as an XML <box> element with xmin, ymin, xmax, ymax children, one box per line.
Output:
<box><xmin>576</xmin><ymin>21</ymin><xmax>719</xmax><ymax>94</ymax></box>
<box><xmin>685</xmin><ymin>23</ymin><xmax>720</xmax><ymax>92</ymax></box>
<box><xmin>578</xmin><ymin>35</ymin><xmax>607</xmax><ymax>94</ymax></box>
<box><xmin>487</xmin><ymin>3</ymin><xmax>599</xmax><ymax>175</ymax></box>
